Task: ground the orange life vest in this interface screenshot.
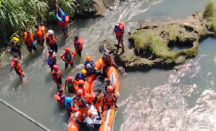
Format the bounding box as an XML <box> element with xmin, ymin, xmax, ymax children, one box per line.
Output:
<box><xmin>14</xmin><ymin>64</ymin><xmax>23</xmax><ymax>76</ymax></box>
<box><xmin>73</xmin><ymin>97</ymin><xmax>87</xmax><ymax>109</ymax></box>
<box><xmin>36</xmin><ymin>26</ymin><xmax>45</xmax><ymax>40</ymax></box>
<box><xmin>102</xmin><ymin>55</ymin><xmax>113</xmax><ymax>67</ymax></box>
<box><xmin>52</xmin><ymin>70</ymin><xmax>63</xmax><ymax>79</ymax></box>
<box><xmin>24</xmin><ymin>32</ymin><xmax>34</xmax><ymax>46</ymax></box>
<box><xmin>74</xmin><ymin>37</ymin><xmax>83</xmax><ymax>50</ymax></box>
<box><xmin>95</xmin><ymin>93</ymin><xmax>104</xmax><ymax>104</ymax></box>
<box><xmin>46</xmin><ymin>33</ymin><xmax>56</xmax><ymax>45</ymax></box>
<box><xmin>58</xmin><ymin>16</ymin><xmax>69</xmax><ymax>27</ymax></box>
<box><xmin>104</xmin><ymin>93</ymin><xmax>115</xmax><ymax>105</ymax></box>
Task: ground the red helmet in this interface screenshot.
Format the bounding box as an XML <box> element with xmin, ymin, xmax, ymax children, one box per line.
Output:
<box><xmin>53</xmin><ymin>65</ymin><xmax>59</xmax><ymax>70</ymax></box>
<box><xmin>67</xmin><ymin>76</ymin><xmax>73</xmax><ymax>82</ymax></box>
<box><xmin>78</xmin><ymin>80</ymin><xmax>85</xmax><ymax>85</ymax></box>
<box><xmin>107</xmin><ymin>85</ymin><xmax>113</xmax><ymax>93</ymax></box>
<box><xmin>13</xmin><ymin>58</ymin><xmax>18</xmax><ymax>62</ymax></box>
<box><xmin>65</xmin><ymin>47</ymin><xmax>70</xmax><ymax>52</ymax></box>
<box><xmin>77</xmin><ymin>89</ymin><xmax>83</xmax><ymax>96</ymax></box>
<box><xmin>86</xmin><ymin>56</ymin><xmax>91</xmax><ymax>61</ymax></box>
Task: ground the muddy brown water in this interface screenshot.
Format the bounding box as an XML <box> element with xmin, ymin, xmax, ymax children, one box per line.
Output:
<box><xmin>1</xmin><ymin>0</ymin><xmax>215</xmax><ymax>131</ymax></box>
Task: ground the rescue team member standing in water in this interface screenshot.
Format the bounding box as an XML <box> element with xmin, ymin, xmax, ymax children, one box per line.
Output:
<box><xmin>55</xmin><ymin>4</ymin><xmax>69</xmax><ymax>37</ymax></box>
<box><xmin>52</xmin><ymin>65</ymin><xmax>65</xmax><ymax>89</ymax></box>
<box><xmin>12</xmin><ymin>58</ymin><xmax>25</xmax><ymax>82</ymax></box>
<box><xmin>65</xmin><ymin>76</ymin><xmax>77</xmax><ymax>92</ymax></box>
<box><xmin>84</xmin><ymin>56</ymin><xmax>99</xmax><ymax>75</ymax></box>
<box><xmin>46</xmin><ymin>30</ymin><xmax>58</xmax><ymax>52</ymax></box>
<box><xmin>113</xmin><ymin>21</ymin><xmax>126</xmax><ymax>53</ymax></box>
<box><xmin>24</xmin><ymin>31</ymin><xmax>37</xmax><ymax>53</ymax></box>
<box><xmin>47</xmin><ymin>50</ymin><xmax>56</xmax><ymax>71</ymax></box>
<box><xmin>34</xmin><ymin>24</ymin><xmax>45</xmax><ymax>47</ymax></box>
<box><xmin>54</xmin><ymin>89</ymin><xmax>66</xmax><ymax>106</ymax></box>
<box><xmin>75</xmin><ymin>69</ymin><xmax>87</xmax><ymax>81</ymax></box>
<box><xmin>65</xmin><ymin>97</ymin><xmax>78</xmax><ymax>113</ymax></box>
<box><xmin>60</xmin><ymin>47</ymin><xmax>76</xmax><ymax>68</ymax></box>
<box><xmin>8</xmin><ymin>35</ymin><xmax>21</xmax><ymax>59</ymax></box>
<box><xmin>74</xmin><ymin>36</ymin><xmax>83</xmax><ymax>57</ymax></box>
<box><xmin>93</xmin><ymin>89</ymin><xmax>104</xmax><ymax>120</ymax></box>
<box><xmin>103</xmin><ymin>85</ymin><xmax>118</xmax><ymax>108</ymax></box>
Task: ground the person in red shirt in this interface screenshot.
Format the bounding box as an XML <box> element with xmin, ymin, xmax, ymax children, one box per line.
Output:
<box><xmin>46</xmin><ymin>30</ymin><xmax>58</xmax><ymax>52</ymax></box>
<box><xmin>34</xmin><ymin>24</ymin><xmax>45</xmax><ymax>47</ymax></box>
<box><xmin>60</xmin><ymin>47</ymin><xmax>76</xmax><ymax>68</ymax></box>
<box><xmin>52</xmin><ymin>65</ymin><xmax>65</xmax><ymax>89</ymax></box>
<box><xmin>74</xmin><ymin>36</ymin><xmax>83</xmax><ymax>57</ymax></box>
<box><xmin>12</xmin><ymin>58</ymin><xmax>25</xmax><ymax>82</ymax></box>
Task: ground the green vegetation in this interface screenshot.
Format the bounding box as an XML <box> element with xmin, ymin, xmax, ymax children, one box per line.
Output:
<box><xmin>0</xmin><ymin>0</ymin><xmax>95</xmax><ymax>47</ymax></box>
<box><xmin>204</xmin><ymin>0</ymin><xmax>216</xmax><ymax>32</ymax></box>
<box><xmin>164</xmin><ymin>25</ymin><xmax>179</xmax><ymax>41</ymax></box>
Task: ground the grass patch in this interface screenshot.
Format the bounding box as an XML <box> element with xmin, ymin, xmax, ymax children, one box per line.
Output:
<box><xmin>164</xmin><ymin>25</ymin><xmax>179</xmax><ymax>41</ymax></box>
<box><xmin>203</xmin><ymin>0</ymin><xmax>216</xmax><ymax>19</ymax></box>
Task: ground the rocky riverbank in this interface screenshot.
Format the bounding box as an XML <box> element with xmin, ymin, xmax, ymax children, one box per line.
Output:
<box><xmin>99</xmin><ymin>12</ymin><xmax>215</xmax><ymax>70</ymax></box>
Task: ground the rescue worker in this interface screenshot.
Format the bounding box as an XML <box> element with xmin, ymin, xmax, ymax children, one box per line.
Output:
<box><xmin>13</xmin><ymin>58</ymin><xmax>25</xmax><ymax>82</ymax></box>
<box><xmin>103</xmin><ymin>85</ymin><xmax>118</xmax><ymax>109</ymax></box>
<box><xmin>24</xmin><ymin>30</ymin><xmax>37</xmax><ymax>53</ymax></box>
<box><xmin>104</xmin><ymin>78</ymin><xmax>115</xmax><ymax>92</ymax></box>
<box><xmin>64</xmin><ymin>97</ymin><xmax>77</xmax><ymax>113</ymax></box>
<box><xmin>93</xmin><ymin>89</ymin><xmax>104</xmax><ymax>120</ymax></box>
<box><xmin>34</xmin><ymin>24</ymin><xmax>45</xmax><ymax>47</ymax></box>
<box><xmin>74</xmin><ymin>36</ymin><xmax>83</xmax><ymax>57</ymax></box>
<box><xmin>8</xmin><ymin>35</ymin><xmax>21</xmax><ymax>58</ymax></box>
<box><xmin>75</xmin><ymin>80</ymin><xmax>86</xmax><ymax>97</ymax></box>
<box><xmin>73</xmin><ymin>89</ymin><xmax>93</xmax><ymax>120</ymax></box>
<box><xmin>102</xmin><ymin>52</ymin><xmax>117</xmax><ymax>74</ymax></box>
<box><xmin>75</xmin><ymin>69</ymin><xmax>87</xmax><ymax>81</ymax></box>
<box><xmin>47</xmin><ymin>50</ymin><xmax>56</xmax><ymax>71</ymax></box>
<box><xmin>84</xmin><ymin>56</ymin><xmax>100</xmax><ymax>75</ymax></box>
<box><xmin>54</xmin><ymin>89</ymin><xmax>66</xmax><ymax>106</ymax></box>
<box><xmin>46</xmin><ymin>30</ymin><xmax>58</xmax><ymax>52</ymax></box>
<box><xmin>55</xmin><ymin>4</ymin><xmax>69</xmax><ymax>37</ymax></box>
<box><xmin>64</xmin><ymin>76</ymin><xmax>77</xmax><ymax>92</ymax></box>
<box><xmin>60</xmin><ymin>47</ymin><xmax>76</xmax><ymax>68</ymax></box>
<box><xmin>113</xmin><ymin>21</ymin><xmax>126</xmax><ymax>53</ymax></box>
<box><xmin>52</xmin><ymin>65</ymin><xmax>65</xmax><ymax>89</ymax></box>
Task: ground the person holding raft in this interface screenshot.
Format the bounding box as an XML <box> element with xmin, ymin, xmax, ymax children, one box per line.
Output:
<box><xmin>55</xmin><ymin>4</ymin><xmax>69</xmax><ymax>37</ymax></box>
<box><xmin>64</xmin><ymin>76</ymin><xmax>77</xmax><ymax>92</ymax></box>
<box><xmin>24</xmin><ymin>30</ymin><xmax>37</xmax><ymax>53</ymax></box>
<box><xmin>75</xmin><ymin>69</ymin><xmax>87</xmax><ymax>81</ymax></box>
<box><xmin>8</xmin><ymin>35</ymin><xmax>21</xmax><ymax>59</ymax></box>
<box><xmin>60</xmin><ymin>47</ymin><xmax>76</xmax><ymax>68</ymax></box>
<box><xmin>11</xmin><ymin>58</ymin><xmax>25</xmax><ymax>82</ymax></box>
<box><xmin>52</xmin><ymin>65</ymin><xmax>65</xmax><ymax>89</ymax></box>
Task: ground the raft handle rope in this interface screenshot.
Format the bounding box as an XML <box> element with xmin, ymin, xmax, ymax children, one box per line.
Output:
<box><xmin>0</xmin><ymin>97</ymin><xmax>52</xmax><ymax>131</ymax></box>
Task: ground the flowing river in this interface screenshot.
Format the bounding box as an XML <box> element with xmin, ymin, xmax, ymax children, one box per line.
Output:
<box><xmin>1</xmin><ymin>0</ymin><xmax>214</xmax><ymax>131</ymax></box>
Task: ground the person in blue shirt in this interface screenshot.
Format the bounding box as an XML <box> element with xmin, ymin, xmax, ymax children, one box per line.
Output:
<box><xmin>75</xmin><ymin>69</ymin><xmax>87</xmax><ymax>81</ymax></box>
<box><xmin>46</xmin><ymin>50</ymin><xmax>56</xmax><ymax>71</ymax></box>
<box><xmin>65</xmin><ymin>97</ymin><xmax>74</xmax><ymax>113</ymax></box>
<box><xmin>55</xmin><ymin>4</ymin><xmax>69</xmax><ymax>37</ymax></box>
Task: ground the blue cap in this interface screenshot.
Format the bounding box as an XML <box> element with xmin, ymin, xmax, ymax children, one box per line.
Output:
<box><xmin>65</xmin><ymin>97</ymin><xmax>72</xmax><ymax>103</ymax></box>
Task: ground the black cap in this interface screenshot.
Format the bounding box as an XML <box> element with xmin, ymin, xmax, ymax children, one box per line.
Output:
<box><xmin>74</xmin><ymin>35</ymin><xmax>79</xmax><ymax>39</ymax></box>
<box><xmin>49</xmin><ymin>50</ymin><xmax>53</xmax><ymax>54</ymax></box>
<box><xmin>59</xmin><ymin>89</ymin><xmax>63</xmax><ymax>93</ymax></box>
<box><xmin>34</xmin><ymin>25</ymin><xmax>39</xmax><ymax>28</ymax></box>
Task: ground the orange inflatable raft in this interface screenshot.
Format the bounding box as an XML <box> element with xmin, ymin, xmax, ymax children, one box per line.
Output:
<box><xmin>67</xmin><ymin>59</ymin><xmax>119</xmax><ymax>131</ymax></box>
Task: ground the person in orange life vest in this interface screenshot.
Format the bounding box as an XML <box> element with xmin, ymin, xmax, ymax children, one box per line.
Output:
<box><xmin>74</xmin><ymin>36</ymin><xmax>83</xmax><ymax>57</ymax></box>
<box><xmin>46</xmin><ymin>30</ymin><xmax>58</xmax><ymax>52</ymax></box>
<box><xmin>60</xmin><ymin>47</ymin><xmax>76</xmax><ymax>68</ymax></box>
<box><xmin>73</xmin><ymin>89</ymin><xmax>94</xmax><ymax>120</ymax></box>
<box><xmin>13</xmin><ymin>58</ymin><xmax>25</xmax><ymax>82</ymax></box>
<box><xmin>52</xmin><ymin>65</ymin><xmax>65</xmax><ymax>89</ymax></box>
<box><xmin>54</xmin><ymin>89</ymin><xmax>66</xmax><ymax>106</ymax></box>
<box><xmin>47</xmin><ymin>50</ymin><xmax>56</xmax><ymax>71</ymax></box>
<box><xmin>75</xmin><ymin>69</ymin><xmax>87</xmax><ymax>81</ymax></box>
<box><xmin>113</xmin><ymin>21</ymin><xmax>125</xmax><ymax>53</ymax></box>
<box><xmin>103</xmin><ymin>85</ymin><xmax>118</xmax><ymax>109</ymax></box>
<box><xmin>93</xmin><ymin>88</ymin><xmax>104</xmax><ymax>120</ymax></box>
<box><xmin>104</xmin><ymin>78</ymin><xmax>115</xmax><ymax>93</ymax></box>
<box><xmin>74</xmin><ymin>80</ymin><xmax>87</xmax><ymax>96</ymax></box>
<box><xmin>24</xmin><ymin>30</ymin><xmax>37</xmax><ymax>53</ymax></box>
<box><xmin>102</xmin><ymin>52</ymin><xmax>118</xmax><ymax>74</ymax></box>
<box><xmin>55</xmin><ymin>4</ymin><xmax>69</xmax><ymax>37</ymax></box>
<box><xmin>34</xmin><ymin>24</ymin><xmax>45</xmax><ymax>47</ymax></box>
<box><xmin>84</xmin><ymin>56</ymin><xmax>100</xmax><ymax>75</ymax></box>
<box><xmin>65</xmin><ymin>76</ymin><xmax>78</xmax><ymax>92</ymax></box>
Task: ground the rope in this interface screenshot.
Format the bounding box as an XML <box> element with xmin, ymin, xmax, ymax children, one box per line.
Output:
<box><xmin>0</xmin><ymin>98</ymin><xmax>52</xmax><ymax>131</ymax></box>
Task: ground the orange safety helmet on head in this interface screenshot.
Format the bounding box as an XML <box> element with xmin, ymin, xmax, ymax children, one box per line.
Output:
<box><xmin>107</xmin><ymin>85</ymin><xmax>113</xmax><ymax>93</ymax></box>
<box><xmin>78</xmin><ymin>80</ymin><xmax>85</xmax><ymax>85</ymax></box>
<box><xmin>86</xmin><ymin>56</ymin><xmax>91</xmax><ymax>61</ymax></box>
<box><xmin>53</xmin><ymin>65</ymin><xmax>59</xmax><ymax>70</ymax></box>
<box><xmin>65</xmin><ymin>47</ymin><xmax>70</xmax><ymax>52</ymax></box>
<box><xmin>77</xmin><ymin>89</ymin><xmax>83</xmax><ymax>96</ymax></box>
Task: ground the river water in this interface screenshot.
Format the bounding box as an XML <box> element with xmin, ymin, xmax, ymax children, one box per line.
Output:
<box><xmin>0</xmin><ymin>0</ymin><xmax>213</xmax><ymax>131</ymax></box>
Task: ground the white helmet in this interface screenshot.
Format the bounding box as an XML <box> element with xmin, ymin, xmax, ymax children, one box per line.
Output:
<box><xmin>48</xmin><ymin>30</ymin><xmax>54</xmax><ymax>35</ymax></box>
<box><xmin>86</xmin><ymin>63</ymin><xmax>91</xmax><ymax>69</ymax></box>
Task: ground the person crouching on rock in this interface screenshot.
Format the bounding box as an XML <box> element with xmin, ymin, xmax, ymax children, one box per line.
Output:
<box><xmin>12</xmin><ymin>58</ymin><xmax>25</xmax><ymax>83</ymax></box>
<box><xmin>47</xmin><ymin>50</ymin><xmax>56</xmax><ymax>71</ymax></box>
<box><xmin>52</xmin><ymin>65</ymin><xmax>65</xmax><ymax>89</ymax></box>
<box><xmin>60</xmin><ymin>47</ymin><xmax>76</xmax><ymax>68</ymax></box>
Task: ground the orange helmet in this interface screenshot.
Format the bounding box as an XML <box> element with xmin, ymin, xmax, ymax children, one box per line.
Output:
<box><xmin>78</xmin><ymin>80</ymin><xmax>85</xmax><ymax>85</ymax></box>
<box><xmin>107</xmin><ymin>85</ymin><xmax>113</xmax><ymax>93</ymax></box>
<box><xmin>77</xmin><ymin>89</ymin><xmax>83</xmax><ymax>96</ymax></box>
<box><xmin>86</xmin><ymin>56</ymin><xmax>91</xmax><ymax>61</ymax></box>
<box><xmin>65</xmin><ymin>47</ymin><xmax>70</xmax><ymax>52</ymax></box>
